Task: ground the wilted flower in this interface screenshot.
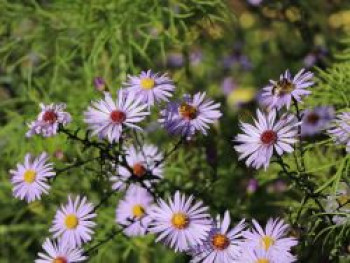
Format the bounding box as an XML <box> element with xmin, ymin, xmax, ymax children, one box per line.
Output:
<box><xmin>50</xmin><ymin>196</ymin><xmax>96</xmax><ymax>248</ymax></box>
<box><xmin>260</xmin><ymin>69</ymin><xmax>314</xmax><ymax>110</ymax></box>
<box><xmin>116</xmin><ymin>185</ymin><xmax>154</xmax><ymax>236</ymax></box>
<box><xmin>325</xmin><ymin>182</ymin><xmax>350</xmax><ymax>225</ymax></box>
<box><xmin>149</xmin><ymin>191</ymin><xmax>212</xmax><ymax>252</ymax></box>
<box><xmin>242</xmin><ymin>218</ymin><xmax>297</xmax><ymax>262</ymax></box>
<box><xmin>189</xmin><ymin>211</ymin><xmax>245</xmax><ymax>263</ymax></box>
<box><xmin>110</xmin><ymin>144</ymin><xmax>163</xmax><ymax>191</ymax></box>
<box><xmin>124</xmin><ymin>70</ymin><xmax>176</xmax><ymax>107</ymax></box>
<box><xmin>301</xmin><ymin>106</ymin><xmax>334</xmax><ymax>137</ymax></box>
<box><xmin>159</xmin><ymin>92</ymin><xmax>222</xmax><ymax>138</ymax></box>
<box><xmin>221</xmin><ymin>77</ymin><xmax>237</xmax><ymax>96</ymax></box>
<box><xmin>84</xmin><ymin>90</ymin><xmax>149</xmax><ymax>143</ymax></box>
<box><xmin>26</xmin><ymin>103</ymin><xmax>71</xmax><ymax>137</ymax></box>
<box><xmin>35</xmin><ymin>238</ymin><xmax>87</xmax><ymax>263</ymax></box>
<box><xmin>234</xmin><ymin>109</ymin><xmax>298</xmax><ymax>170</ymax></box>
<box><xmin>10</xmin><ymin>152</ymin><xmax>55</xmax><ymax>202</ymax></box>
<box><xmin>327</xmin><ymin>112</ymin><xmax>350</xmax><ymax>152</ymax></box>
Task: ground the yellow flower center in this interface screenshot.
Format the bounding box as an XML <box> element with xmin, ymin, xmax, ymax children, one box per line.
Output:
<box><xmin>257</xmin><ymin>259</ymin><xmax>270</xmax><ymax>263</ymax></box>
<box><xmin>261</xmin><ymin>236</ymin><xmax>275</xmax><ymax>250</ymax></box>
<box><xmin>52</xmin><ymin>257</ymin><xmax>67</xmax><ymax>263</ymax></box>
<box><xmin>171</xmin><ymin>212</ymin><xmax>189</xmax><ymax>229</ymax></box>
<box><xmin>23</xmin><ymin>169</ymin><xmax>36</xmax><ymax>184</ymax></box>
<box><xmin>140</xmin><ymin>78</ymin><xmax>155</xmax><ymax>90</ymax></box>
<box><xmin>178</xmin><ymin>103</ymin><xmax>197</xmax><ymax>120</ymax></box>
<box><xmin>65</xmin><ymin>214</ymin><xmax>79</xmax><ymax>229</ymax></box>
<box><xmin>211</xmin><ymin>233</ymin><xmax>230</xmax><ymax>250</ymax></box>
<box><xmin>272</xmin><ymin>78</ymin><xmax>295</xmax><ymax>96</ymax></box>
<box><xmin>132</xmin><ymin>205</ymin><xmax>145</xmax><ymax>218</ymax></box>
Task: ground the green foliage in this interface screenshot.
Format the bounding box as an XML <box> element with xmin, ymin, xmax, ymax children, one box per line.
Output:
<box><xmin>1</xmin><ymin>0</ymin><xmax>350</xmax><ymax>262</ymax></box>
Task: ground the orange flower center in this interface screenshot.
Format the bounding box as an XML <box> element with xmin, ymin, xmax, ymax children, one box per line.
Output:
<box><xmin>110</xmin><ymin>110</ymin><xmax>126</xmax><ymax>123</ymax></box>
<box><xmin>211</xmin><ymin>233</ymin><xmax>230</xmax><ymax>250</ymax></box>
<box><xmin>52</xmin><ymin>257</ymin><xmax>67</xmax><ymax>263</ymax></box>
<box><xmin>179</xmin><ymin>103</ymin><xmax>197</xmax><ymax>120</ymax></box>
<box><xmin>257</xmin><ymin>259</ymin><xmax>270</xmax><ymax>263</ymax></box>
<box><xmin>133</xmin><ymin>163</ymin><xmax>147</xmax><ymax>177</ymax></box>
<box><xmin>171</xmin><ymin>213</ymin><xmax>189</xmax><ymax>229</ymax></box>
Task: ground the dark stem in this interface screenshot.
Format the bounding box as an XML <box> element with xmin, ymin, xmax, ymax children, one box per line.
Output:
<box><xmin>85</xmin><ymin>227</ymin><xmax>124</xmax><ymax>256</ymax></box>
<box><xmin>155</xmin><ymin>136</ymin><xmax>185</xmax><ymax>168</ymax></box>
<box><xmin>55</xmin><ymin>157</ymin><xmax>100</xmax><ymax>176</ymax></box>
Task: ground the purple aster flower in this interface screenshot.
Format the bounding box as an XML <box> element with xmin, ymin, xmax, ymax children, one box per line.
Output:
<box><xmin>116</xmin><ymin>185</ymin><xmax>154</xmax><ymax>236</ymax></box>
<box><xmin>93</xmin><ymin>77</ymin><xmax>107</xmax><ymax>92</ymax></box>
<box><xmin>10</xmin><ymin>152</ymin><xmax>55</xmax><ymax>202</ymax></box>
<box><xmin>189</xmin><ymin>211</ymin><xmax>245</xmax><ymax>263</ymax></box>
<box><xmin>84</xmin><ymin>90</ymin><xmax>149</xmax><ymax>143</ymax></box>
<box><xmin>148</xmin><ymin>191</ymin><xmax>212</xmax><ymax>252</ymax></box>
<box><xmin>242</xmin><ymin>218</ymin><xmax>297</xmax><ymax>262</ymax></box>
<box><xmin>190</xmin><ymin>49</ymin><xmax>203</xmax><ymax>66</ymax></box>
<box><xmin>327</xmin><ymin>112</ymin><xmax>350</xmax><ymax>153</ymax></box>
<box><xmin>26</xmin><ymin>103</ymin><xmax>71</xmax><ymax>137</ymax></box>
<box><xmin>111</xmin><ymin>144</ymin><xmax>164</xmax><ymax>191</ymax></box>
<box><xmin>247</xmin><ymin>0</ymin><xmax>263</xmax><ymax>6</ymax></box>
<box><xmin>159</xmin><ymin>92</ymin><xmax>222</xmax><ymax>138</ymax></box>
<box><xmin>247</xmin><ymin>178</ymin><xmax>258</xmax><ymax>194</ymax></box>
<box><xmin>35</xmin><ymin>238</ymin><xmax>87</xmax><ymax>263</ymax></box>
<box><xmin>166</xmin><ymin>52</ymin><xmax>184</xmax><ymax>68</ymax></box>
<box><xmin>238</xmin><ymin>247</ymin><xmax>293</xmax><ymax>263</ymax></box>
<box><xmin>124</xmin><ymin>70</ymin><xmax>176</xmax><ymax>107</ymax></box>
<box><xmin>301</xmin><ymin>106</ymin><xmax>334</xmax><ymax>137</ymax></box>
<box><xmin>221</xmin><ymin>77</ymin><xmax>237</xmax><ymax>96</ymax></box>
<box><xmin>50</xmin><ymin>196</ymin><xmax>97</xmax><ymax>248</ymax></box>
<box><xmin>260</xmin><ymin>69</ymin><xmax>314</xmax><ymax>110</ymax></box>
<box><xmin>234</xmin><ymin>109</ymin><xmax>298</xmax><ymax>170</ymax></box>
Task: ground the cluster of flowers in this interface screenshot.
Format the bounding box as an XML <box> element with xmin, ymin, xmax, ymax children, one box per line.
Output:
<box><xmin>234</xmin><ymin>68</ymin><xmax>350</xmax><ymax>170</ymax></box>
<box><xmin>9</xmin><ymin>68</ymin><xmax>349</xmax><ymax>262</ymax></box>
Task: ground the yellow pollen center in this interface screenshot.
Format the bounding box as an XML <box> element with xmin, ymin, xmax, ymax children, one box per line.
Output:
<box><xmin>52</xmin><ymin>257</ymin><xmax>67</xmax><ymax>263</ymax></box>
<box><xmin>257</xmin><ymin>259</ymin><xmax>270</xmax><ymax>263</ymax></box>
<box><xmin>211</xmin><ymin>233</ymin><xmax>230</xmax><ymax>250</ymax></box>
<box><xmin>23</xmin><ymin>169</ymin><xmax>36</xmax><ymax>184</ymax></box>
<box><xmin>179</xmin><ymin>103</ymin><xmax>197</xmax><ymax>120</ymax></box>
<box><xmin>261</xmin><ymin>236</ymin><xmax>275</xmax><ymax>250</ymax></box>
<box><xmin>272</xmin><ymin>78</ymin><xmax>295</xmax><ymax>96</ymax></box>
<box><xmin>65</xmin><ymin>214</ymin><xmax>79</xmax><ymax>229</ymax></box>
<box><xmin>171</xmin><ymin>213</ymin><xmax>189</xmax><ymax>229</ymax></box>
<box><xmin>140</xmin><ymin>78</ymin><xmax>155</xmax><ymax>90</ymax></box>
<box><xmin>132</xmin><ymin>205</ymin><xmax>145</xmax><ymax>218</ymax></box>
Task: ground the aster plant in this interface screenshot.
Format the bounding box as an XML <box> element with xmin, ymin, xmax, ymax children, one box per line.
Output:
<box><xmin>7</xmin><ymin>65</ymin><xmax>350</xmax><ymax>262</ymax></box>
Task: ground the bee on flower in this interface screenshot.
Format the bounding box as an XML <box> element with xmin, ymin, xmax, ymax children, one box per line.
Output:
<box><xmin>159</xmin><ymin>92</ymin><xmax>222</xmax><ymax>138</ymax></box>
<box><xmin>260</xmin><ymin>69</ymin><xmax>314</xmax><ymax>110</ymax></box>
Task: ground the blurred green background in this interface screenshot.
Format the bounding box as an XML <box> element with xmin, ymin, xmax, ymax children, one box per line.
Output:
<box><xmin>0</xmin><ymin>0</ymin><xmax>350</xmax><ymax>262</ymax></box>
